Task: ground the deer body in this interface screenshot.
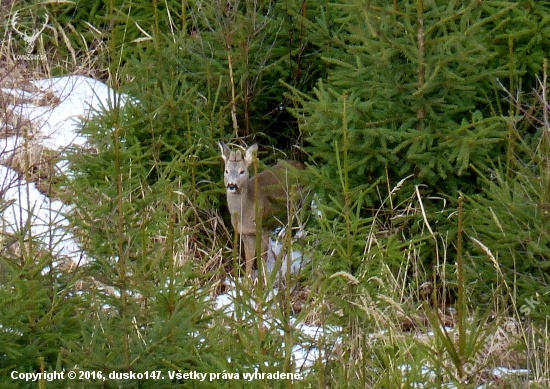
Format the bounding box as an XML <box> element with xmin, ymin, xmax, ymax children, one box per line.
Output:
<box><xmin>219</xmin><ymin>142</ymin><xmax>302</xmax><ymax>273</ymax></box>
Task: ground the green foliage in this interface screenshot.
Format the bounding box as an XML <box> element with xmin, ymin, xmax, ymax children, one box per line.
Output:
<box><xmin>62</xmin><ymin>102</ymin><xmax>306</xmax><ymax>388</ymax></box>
<box><xmin>111</xmin><ymin>0</ymin><xmax>323</xmax><ymax>145</ymax></box>
<box><xmin>289</xmin><ymin>0</ymin><xmax>550</xmax><ymax>200</ymax></box>
<box><xmin>0</xmin><ymin>238</ymin><xmax>83</xmax><ymax>388</ymax></box>
<box><xmin>9</xmin><ymin>0</ymin><xmax>322</xmax><ymax>143</ymax></box>
<box><xmin>3</xmin><ymin>0</ymin><xmax>550</xmax><ymax>387</ymax></box>
<box><xmin>460</xmin><ymin>61</ymin><xmax>550</xmax><ymax>315</ymax></box>
<box><xmin>286</xmin><ymin>0</ymin><xmax>550</xmax><ymax>327</ymax></box>
<box><xmin>63</xmin><ymin>269</ymin><xmax>221</xmax><ymax>389</ymax></box>
<box><xmin>464</xmin><ymin>137</ymin><xmax>550</xmax><ymax>319</ymax></box>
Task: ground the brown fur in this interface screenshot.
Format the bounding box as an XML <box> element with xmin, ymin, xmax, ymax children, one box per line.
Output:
<box><xmin>219</xmin><ymin>142</ymin><xmax>302</xmax><ymax>273</ymax></box>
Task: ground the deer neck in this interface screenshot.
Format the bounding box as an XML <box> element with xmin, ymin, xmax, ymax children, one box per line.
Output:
<box><xmin>227</xmin><ymin>179</ymin><xmax>257</xmax><ymax>235</ymax></box>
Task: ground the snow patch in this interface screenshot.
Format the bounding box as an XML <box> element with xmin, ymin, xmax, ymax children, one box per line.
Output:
<box><xmin>1</xmin><ymin>75</ymin><xmax>127</xmax><ymax>264</ymax></box>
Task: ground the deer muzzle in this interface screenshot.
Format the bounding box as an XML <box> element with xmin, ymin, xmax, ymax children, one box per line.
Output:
<box><xmin>227</xmin><ymin>183</ymin><xmax>239</xmax><ymax>193</ymax></box>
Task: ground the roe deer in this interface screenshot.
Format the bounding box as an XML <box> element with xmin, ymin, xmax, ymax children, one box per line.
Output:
<box><xmin>219</xmin><ymin>141</ymin><xmax>303</xmax><ymax>274</ymax></box>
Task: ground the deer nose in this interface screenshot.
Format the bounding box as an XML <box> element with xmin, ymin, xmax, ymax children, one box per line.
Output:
<box><xmin>227</xmin><ymin>183</ymin><xmax>238</xmax><ymax>192</ymax></box>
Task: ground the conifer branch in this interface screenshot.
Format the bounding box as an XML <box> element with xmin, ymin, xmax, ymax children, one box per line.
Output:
<box><xmin>416</xmin><ymin>0</ymin><xmax>425</xmax><ymax>131</ymax></box>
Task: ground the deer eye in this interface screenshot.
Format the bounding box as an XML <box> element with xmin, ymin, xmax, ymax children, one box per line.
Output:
<box><xmin>240</xmin><ymin>170</ymin><xmax>245</xmax><ymax>174</ymax></box>
<box><xmin>225</xmin><ymin>170</ymin><xmax>229</xmax><ymax>174</ymax></box>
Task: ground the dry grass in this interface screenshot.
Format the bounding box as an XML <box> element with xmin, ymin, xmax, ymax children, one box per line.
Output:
<box><xmin>0</xmin><ymin>73</ymin><xmax>63</xmax><ymax>196</ymax></box>
<box><xmin>0</xmin><ymin>9</ymin><xmax>71</xmax><ymax>197</ymax></box>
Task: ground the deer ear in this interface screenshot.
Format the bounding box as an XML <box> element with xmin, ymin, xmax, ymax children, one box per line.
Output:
<box><xmin>218</xmin><ymin>141</ymin><xmax>230</xmax><ymax>162</ymax></box>
<box><xmin>244</xmin><ymin>144</ymin><xmax>258</xmax><ymax>163</ymax></box>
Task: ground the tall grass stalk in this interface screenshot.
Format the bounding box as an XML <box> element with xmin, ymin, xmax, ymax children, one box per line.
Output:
<box><xmin>456</xmin><ymin>195</ymin><xmax>465</xmax><ymax>381</ymax></box>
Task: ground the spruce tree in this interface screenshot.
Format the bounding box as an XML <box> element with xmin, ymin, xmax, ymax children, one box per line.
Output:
<box><xmin>54</xmin><ymin>1</ymin><xmax>321</xmax><ymax>386</ymax></box>
<box><xmin>290</xmin><ymin>0</ymin><xmax>549</xmax><ymax>199</ymax></box>
<box><xmin>464</xmin><ymin>66</ymin><xmax>550</xmax><ymax>318</ymax></box>
<box><xmin>284</xmin><ymin>0</ymin><xmax>550</xmax><ymax>278</ymax></box>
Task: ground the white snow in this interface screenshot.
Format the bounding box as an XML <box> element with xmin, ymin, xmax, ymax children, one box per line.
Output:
<box><xmin>265</xmin><ymin>227</ymin><xmax>309</xmax><ymax>277</ymax></box>
<box><xmin>0</xmin><ymin>164</ymin><xmax>79</xmax><ymax>261</ymax></box>
<box><xmin>212</xmin><ymin>277</ymin><xmax>335</xmax><ymax>372</ymax></box>
<box><xmin>1</xmin><ymin>75</ymin><xmax>126</xmax><ymax>264</ymax></box>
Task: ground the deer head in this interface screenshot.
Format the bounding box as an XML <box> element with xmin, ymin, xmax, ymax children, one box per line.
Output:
<box><xmin>11</xmin><ymin>11</ymin><xmax>49</xmax><ymax>54</ymax></box>
<box><xmin>219</xmin><ymin>142</ymin><xmax>257</xmax><ymax>195</ymax></box>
